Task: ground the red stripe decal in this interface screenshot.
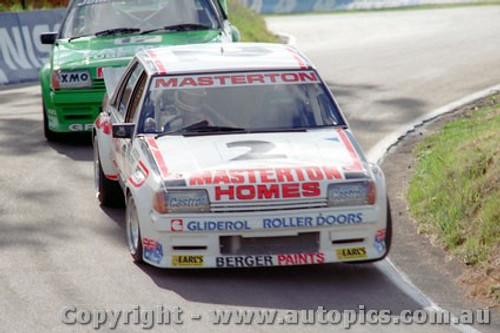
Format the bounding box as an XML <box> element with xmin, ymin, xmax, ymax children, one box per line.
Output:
<box><xmin>287</xmin><ymin>46</ymin><xmax>307</xmax><ymax>69</ymax></box>
<box><xmin>146</xmin><ymin>137</ymin><xmax>169</xmax><ymax>179</ymax></box>
<box><xmin>336</xmin><ymin>129</ymin><xmax>362</xmax><ymax>172</ymax></box>
<box><xmin>106</xmin><ymin>174</ymin><xmax>119</xmax><ymax>181</ymax></box>
<box><xmin>147</xmin><ymin>50</ymin><xmax>167</xmax><ymax>74</ymax></box>
<box><xmin>128</xmin><ymin>160</ymin><xmax>149</xmax><ymax>188</ymax></box>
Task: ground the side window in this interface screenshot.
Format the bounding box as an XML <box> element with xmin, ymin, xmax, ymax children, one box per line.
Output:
<box><xmin>317</xmin><ymin>93</ymin><xmax>340</xmax><ymax>125</ymax></box>
<box><xmin>125</xmin><ymin>72</ymin><xmax>147</xmax><ymax>123</ymax></box>
<box><xmin>116</xmin><ymin>63</ymin><xmax>143</xmax><ymax>117</ymax></box>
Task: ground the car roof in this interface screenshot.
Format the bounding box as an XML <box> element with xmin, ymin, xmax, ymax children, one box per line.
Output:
<box><xmin>137</xmin><ymin>43</ymin><xmax>315</xmax><ymax>75</ymax></box>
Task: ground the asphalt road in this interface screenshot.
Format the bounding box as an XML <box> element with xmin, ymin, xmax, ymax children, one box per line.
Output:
<box><xmin>1</xmin><ymin>6</ymin><xmax>500</xmax><ymax>333</ymax></box>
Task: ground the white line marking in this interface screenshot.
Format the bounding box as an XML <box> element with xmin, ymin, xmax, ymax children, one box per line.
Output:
<box><xmin>368</xmin><ymin>84</ymin><xmax>500</xmax><ymax>164</ymax></box>
<box><xmin>370</xmin><ymin>85</ymin><xmax>500</xmax><ymax>333</ymax></box>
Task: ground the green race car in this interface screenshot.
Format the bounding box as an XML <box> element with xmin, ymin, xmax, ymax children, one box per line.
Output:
<box><xmin>40</xmin><ymin>0</ymin><xmax>239</xmax><ymax>141</ymax></box>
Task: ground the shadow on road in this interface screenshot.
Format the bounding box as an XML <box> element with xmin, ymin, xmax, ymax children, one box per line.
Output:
<box><xmin>48</xmin><ymin>135</ymin><xmax>93</xmax><ymax>162</ymax></box>
<box><xmin>136</xmin><ymin>260</ymin><xmax>424</xmax><ymax>313</ymax></box>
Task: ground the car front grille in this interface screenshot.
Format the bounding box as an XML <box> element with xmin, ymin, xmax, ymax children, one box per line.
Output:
<box><xmin>92</xmin><ymin>79</ymin><xmax>106</xmax><ymax>89</ymax></box>
<box><xmin>210</xmin><ymin>199</ymin><xmax>327</xmax><ymax>213</ymax></box>
<box><xmin>220</xmin><ymin>232</ymin><xmax>320</xmax><ymax>255</ymax></box>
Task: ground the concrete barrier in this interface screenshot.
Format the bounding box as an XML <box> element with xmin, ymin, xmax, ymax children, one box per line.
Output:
<box><xmin>239</xmin><ymin>0</ymin><xmax>484</xmax><ymax>13</ymax></box>
<box><xmin>0</xmin><ymin>9</ymin><xmax>64</xmax><ymax>86</ymax></box>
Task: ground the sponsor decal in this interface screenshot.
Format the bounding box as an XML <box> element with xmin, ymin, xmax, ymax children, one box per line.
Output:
<box><xmin>336</xmin><ymin>247</ymin><xmax>367</xmax><ymax>260</ymax></box>
<box><xmin>262</xmin><ymin>213</ymin><xmax>363</xmax><ymax>229</ymax></box>
<box><xmin>374</xmin><ymin>229</ymin><xmax>386</xmax><ymax>253</ymax></box>
<box><xmin>214</xmin><ymin>183</ymin><xmax>320</xmax><ymax>201</ymax></box>
<box><xmin>190</xmin><ymin>167</ymin><xmax>341</xmax><ymax>185</ymax></box>
<box><xmin>171</xmin><ymin>213</ymin><xmax>364</xmax><ymax>233</ymax></box>
<box><xmin>166</xmin><ymin>193</ymin><xmax>208</xmax><ymax>209</ymax></box>
<box><xmin>216</xmin><ymin>255</ymin><xmax>273</xmax><ymax>268</ymax></box>
<box><xmin>47</xmin><ymin>108</ymin><xmax>59</xmax><ymax>128</ymax></box>
<box><xmin>152</xmin><ymin>71</ymin><xmax>319</xmax><ymax>90</ymax></box>
<box><xmin>187</xmin><ymin>220</ymin><xmax>251</xmax><ymax>231</ymax></box>
<box><xmin>143</xmin><ymin>238</ymin><xmax>163</xmax><ymax>265</ymax></box>
<box><xmin>90</xmin><ymin>45</ymin><xmax>156</xmax><ymax>60</ymax></box>
<box><xmin>59</xmin><ymin>71</ymin><xmax>91</xmax><ymax>88</ymax></box>
<box><xmin>115</xmin><ymin>36</ymin><xmax>161</xmax><ymax>45</ymax></box>
<box><xmin>68</xmin><ymin>123</ymin><xmax>93</xmax><ymax>132</ymax></box>
<box><xmin>189</xmin><ymin>166</ymin><xmax>341</xmax><ymax>201</ymax></box>
<box><xmin>216</xmin><ymin>252</ymin><xmax>325</xmax><ymax>268</ymax></box>
<box><xmin>277</xmin><ymin>252</ymin><xmax>324</xmax><ymax>265</ymax></box>
<box><xmin>170</xmin><ymin>219</ymin><xmax>183</xmax><ymax>232</ymax></box>
<box><xmin>171</xmin><ymin>255</ymin><xmax>204</xmax><ymax>267</ymax></box>
<box><xmin>316</xmin><ymin>213</ymin><xmax>363</xmax><ymax>225</ymax></box>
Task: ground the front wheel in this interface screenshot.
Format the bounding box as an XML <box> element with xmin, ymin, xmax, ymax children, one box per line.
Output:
<box><xmin>43</xmin><ymin>104</ymin><xmax>60</xmax><ymax>142</ymax></box>
<box><xmin>126</xmin><ymin>195</ymin><xmax>143</xmax><ymax>262</ymax></box>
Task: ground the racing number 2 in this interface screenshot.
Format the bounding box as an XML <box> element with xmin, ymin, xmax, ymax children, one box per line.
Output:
<box><xmin>227</xmin><ymin>140</ymin><xmax>286</xmax><ymax>161</ymax></box>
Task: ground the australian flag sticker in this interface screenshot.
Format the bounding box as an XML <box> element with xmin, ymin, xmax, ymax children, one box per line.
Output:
<box><xmin>143</xmin><ymin>238</ymin><xmax>163</xmax><ymax>264</ymax></box>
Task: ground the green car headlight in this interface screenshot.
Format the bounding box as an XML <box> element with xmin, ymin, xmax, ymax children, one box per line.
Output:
<box><xmin>327</xmin><ymin>181</ymin><xmax>376</xmax><ymax>206</ymax></box>
<box><xmin>154</xmin><ymin>190</ymin><xmax>210</xmax><ymax>214</ymax></box>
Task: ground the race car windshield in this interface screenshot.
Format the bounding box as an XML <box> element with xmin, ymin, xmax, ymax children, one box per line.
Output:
<box><xmin>60</xmin><ymin>0</ymin><xmax>221</xmax><ymax>39</ymax></box>
<box><xmin>138</xmin><ymin>70</ymin><xmax>345</xmax><ymax>134</ymax></box>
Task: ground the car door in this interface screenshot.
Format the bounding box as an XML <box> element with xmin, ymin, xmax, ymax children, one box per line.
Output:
<box><xmin>122</xmin><ymin>70</ymin><xmax>148</xmax><ymax>178</ymax></box>
<box><xmin>109</xmin><ymin>62</ymin><xmax>146</xmax><ymax>181</ymax></box>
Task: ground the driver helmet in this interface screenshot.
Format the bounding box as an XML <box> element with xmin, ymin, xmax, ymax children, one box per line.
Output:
<box><xmin>175</xmin><ymin>88</ymin><xmax>207</xmax><ymax>113</ymax></box>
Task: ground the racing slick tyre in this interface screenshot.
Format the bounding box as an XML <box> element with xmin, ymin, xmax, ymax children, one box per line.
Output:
<box><xmin>126</xmin><ymin>195</ymin><xmax>143</xmax><ymax>262</ymax></box>
<box><xmin>43</xmin><ymin>105</ymin><xmax>60</xmax><ymax>142</ymax></box>
<box><xmin>350</xmin><ymin>198</ymin><xmax>392</xmax><ymax>264</ymax></box>
<box><xmin>94</xmin><ymin>141</ymin><xmax>124</xmax><ymax>207</ymax></box>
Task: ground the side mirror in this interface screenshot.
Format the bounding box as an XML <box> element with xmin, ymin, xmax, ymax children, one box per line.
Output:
<box><xmin>112</xmin><ymin>123</ymin><xmax>135</xmax><ymax>139</ymax></box>
<box><xmin>40</xmin><ymin>32</ymin><xmax>58</xmax><ymax>45</ymax></box>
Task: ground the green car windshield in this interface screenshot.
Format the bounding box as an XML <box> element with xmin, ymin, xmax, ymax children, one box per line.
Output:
<box><xmin>60</xmin><ymin>0</ymin><xmax>221</xmax><ymax>38</ymax></box>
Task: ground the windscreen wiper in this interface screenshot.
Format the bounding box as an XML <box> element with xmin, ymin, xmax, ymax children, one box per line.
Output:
<box><xmin>95</xmin><ymin>27</ymin><xmax>141</xmax><ymax>37</ymax></box>
<box><xmin>68</xmin><ymin>34</ymin><xmax>93</xmax><ymax>42</ymax></box>
<box><xmin>156</xmin><ymin>121</ymin><xmax>247</xmax><ymax>138</ymax></box>
<box><xmin>141</xmin><ymin>23</ymin><xmax>211</xmax><ymax>35</ymax></box>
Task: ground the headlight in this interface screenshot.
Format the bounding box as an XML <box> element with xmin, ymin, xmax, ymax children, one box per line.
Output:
<box><xmin>51</xmin><ymin>69</ymin><xmax>92</xmax><ymax>90</ymax></box>
<box><xmin>153</xmin><ymin>190</ymin><xmax>210</xmax><ymax>214</ymax></box>
<box><xmin>327</xmin><ymin>181</ymin><xmax>376</xmax><ymax>206</ymax></box>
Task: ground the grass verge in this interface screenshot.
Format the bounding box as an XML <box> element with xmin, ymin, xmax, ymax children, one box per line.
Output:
<box><xmin>227</xmin><ymin>0</ymin><xmax>279</xmax><ymax>42</ymax></box>
<box><xmin>408</xmin><ymin>93</ymin><xmax>500</xmax><ymax>303</ymax></box>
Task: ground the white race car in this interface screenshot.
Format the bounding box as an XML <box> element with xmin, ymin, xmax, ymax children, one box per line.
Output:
<box><xmin>93</xmin><ymin>43</ymin><xmax>392</xmax><ymax>268</ymax></box>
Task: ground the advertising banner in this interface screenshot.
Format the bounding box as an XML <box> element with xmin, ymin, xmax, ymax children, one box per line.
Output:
<box><xmin>0</xmin><ymin>9</ymin><xmax>64</xmax><ymax>85</ymax></box>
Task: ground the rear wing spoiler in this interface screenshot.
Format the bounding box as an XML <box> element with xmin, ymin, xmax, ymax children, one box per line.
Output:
<box><xmin>102</xmin><ymin>67</ymin><xmax>126</xmax><ymax>99</ymax></box>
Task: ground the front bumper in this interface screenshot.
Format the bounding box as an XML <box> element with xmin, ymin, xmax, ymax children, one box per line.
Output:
<box><xmin>140</xmin><ymin>206</ymin><xmax>389</xmax><ymax>268</ymax></box>
<box><xmin>45</xmin><ymin>88</ymin><xmax>104</xmax><ymax>133</ymax></box>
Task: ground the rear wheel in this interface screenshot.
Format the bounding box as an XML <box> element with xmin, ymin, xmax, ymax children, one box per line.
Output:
<box><xmin>94</xmin><ymin>140</ymin><xmax>124</xmax><ymax>207</ymax></box>
<box><xmin>126</xmin><ymin>195</ymin><xmax>143</xmax><ymax>262</ymax></box>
